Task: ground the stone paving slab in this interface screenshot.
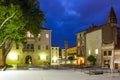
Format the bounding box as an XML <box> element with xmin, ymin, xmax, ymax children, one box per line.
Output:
<box><xmin>0</xmin><ymin>70</ymin><xmax>120</xmax><ymax>80</ymax></box>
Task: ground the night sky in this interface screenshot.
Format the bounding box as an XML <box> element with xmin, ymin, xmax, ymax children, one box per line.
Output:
<box><xmin>39</xmin><ymin>0</ymin><xmax>120</xmax><ymax>49</ymax></box>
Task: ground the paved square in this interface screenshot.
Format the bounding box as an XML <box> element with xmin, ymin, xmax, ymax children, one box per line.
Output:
<box><xmin>0</xmin><ymin>69</ymin><xmax>120</xmax><ymax>80</ymax></box>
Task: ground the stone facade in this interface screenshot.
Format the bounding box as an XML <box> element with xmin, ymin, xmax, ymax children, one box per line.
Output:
<box><xmin>76</xmin><ymin>31</ymin><xmax>86</xmax><ymax>65</ymax></box>
<box><xmin>86</xmin><ymin>29</ymin><xmax>102</xmax><ymax>65</ymax></box>
<box><xmin>51</xmin><ymin>46</ymin><xmax>59</xmax><ymax>65</ymax></box>
<box><xmin>67</xmin><ymin>46</ymin><xmax>77</xmax><ymax>64</ymax></box>
<box><xmin>77</xmin><ymin>7</ymin><xmax>119</xmax><ymax>67</ymax></box>
<box><xmin>6</xmin><ymin>28</ymin><xmax>52</xmax><ymax>66</ymax></box>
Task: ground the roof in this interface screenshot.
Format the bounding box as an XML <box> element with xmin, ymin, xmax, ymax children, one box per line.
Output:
<box><xmin>108</xmin><ymin>7</ymin><xmax>117</xmax><ymax>19</ymax></box>
<box><xmin>41</xmin><ymin>27</ymin><xmax>51</xmax><ymax>30</ymax></box>
<box><xmin>52</xmin><ymin>45</ymin><xmax>59</xmax><ymax>47</ymax></box>
<box><xmin>86</xmin><ymin>24</ymin><xmax>108</xmax><ymax>33</ymax></box>
<box><xmin>86</xmin><ymin>23</ymin><xmax>118</xmax><ymax>33</ymax></box>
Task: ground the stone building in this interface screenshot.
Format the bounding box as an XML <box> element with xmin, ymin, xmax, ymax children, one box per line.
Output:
<box><xmin>76</xmin><ymin>31</ymin><xmax>86</xmax><ymax>65</ymax></box>
<box><xmin>51</xmin><ymin>46</ymin><xmax>60</xmax><ymax>65</ymax></box>
<box><xmin>67</xmin><ymin>45</ymin><xmax>77</xmax><ymax>64</ymax></box>
<box><xmin>5</xmin><ymin>28</ymin><xmax>52</xmax><ymax>66</ymax></box>
<box><xmin>86</xmin><ymin>7</ymin><xmax>118</xmax><ymax>66</ymax></box>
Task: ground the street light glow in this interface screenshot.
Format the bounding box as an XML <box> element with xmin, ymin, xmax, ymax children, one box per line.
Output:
<box><xmin>52</xmin><ymin>56</ymin><xmax>57</xmax><ymax>62</ymax></box>
<box><xmin>40</xmin><ymin>54</ymin><xmax>46</xmax><ymax>60</ymax></box>
<box><xmin>95</xmin><ymin>49</ymin><xmax>98</xmax><ymax>54</ymax></box>
<box><xmin>8</xmin><ymin>52</ymin><xmax>18</xmax><ymax>60</ymax></box>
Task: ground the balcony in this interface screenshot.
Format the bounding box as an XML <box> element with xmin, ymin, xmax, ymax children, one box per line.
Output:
<box><xmin>22</xmin><ymin>48</ymin><xmax>34</xmax><ymax>52</ymax></box>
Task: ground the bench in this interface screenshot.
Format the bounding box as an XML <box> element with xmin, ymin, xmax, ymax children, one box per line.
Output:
<box><xmin>89</xmin><ymin>70</ymin><xmax>103</xmax><ymax>75</ymax></box>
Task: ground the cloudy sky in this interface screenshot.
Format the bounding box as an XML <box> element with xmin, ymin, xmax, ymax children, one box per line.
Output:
<box><xmin>39</xmin><ymin>0</ymin><xmax>120</xmax><ymax>48</ymax></box>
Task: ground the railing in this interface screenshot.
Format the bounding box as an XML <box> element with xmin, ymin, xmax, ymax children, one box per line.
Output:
<box><xmin>22</xmin><ymin>48</ymin><xmax>34</xmax><ymax>52</ymax></box>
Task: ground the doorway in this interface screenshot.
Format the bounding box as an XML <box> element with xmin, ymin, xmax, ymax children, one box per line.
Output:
<box><xmin>25</xmin><ymin>55</ymin><xmax>32</xmax><ymax>64</ymax></box>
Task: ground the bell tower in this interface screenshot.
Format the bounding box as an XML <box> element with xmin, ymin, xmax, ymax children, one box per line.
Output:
<box><xmin>108</xmin><ymin>7</ymin><xmax>117</xmax><ymax>24</ymax></box>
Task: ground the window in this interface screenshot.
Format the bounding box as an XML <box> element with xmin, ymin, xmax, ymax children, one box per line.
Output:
<box><xmin>104</xmin><ymin>51</ymin><xmax>107</xmax><ymax>56</ymax></box>
<box><xmin>77</xmin><ymin>42</ymin><xmax>80</xmax><ymax>47</ymax></box>
<box><xmin>31</xmin><ymin>44</ymin><xmax>34</xmax><ymax>49</ymax></box>
<box><xmin>80</xmin><ymin>34</ymin><xmax>81</xmax><ymax>37</ymax></box>
<box><xmin>104</xmin><ymin>60</ymin><xmax>110</xmax><ymax>65</ymax></box>
<box><xmin>95</xmin><ymin>49</ymin><xmax>98</xmax><ymax>54</ymax></box>
<box><xmin>46</xmin><ymin>45</ymin><xmax>49</xmax><ymax>50</ymax></box>
<box><xmin>38</xmin><ymin>45</ymin><xmax>40</xmax><ymax>50</ymax></box>
<box><xmin>26</xmin><ymin>31</ymin><xmax>34</xmax><ymax>38</ymax></box>
<box><xmin>16</xmin><ymin>44</ymin><xmax>19</xmax><ymax>49</ymax></box>
<box><xmin>88</xmin><ymin>50</ymin><xmax>91</xmax><ymax>55</ymax></box>
<box><xmin>27</xmin><ymin>44</ymin><xmax>30</xmax><ymax>49</ymax></box>
<box><xmin>46</xmin><ymin>34</ymin><xmax>49</xmax><ymax>38</ymax></box>
<box><xmin>108</xmin><ymin>51</ymin><xmax>112</xmax><ymax>56</ymax></box>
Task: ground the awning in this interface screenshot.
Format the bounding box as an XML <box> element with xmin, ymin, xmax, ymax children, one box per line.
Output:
<box><xmin>114</xmin><ymin>58</ymin><xmax>120</xmax><ymax>63</ymax></box>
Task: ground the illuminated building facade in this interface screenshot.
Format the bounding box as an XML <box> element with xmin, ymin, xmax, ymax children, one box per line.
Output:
<box><xmin>67</xmin><ymin>46</ymin><xmax>77</xmax><ymax>64</ymax></box>
<box><xmin>6</xmin><ymin>28</ymin><xmax>52</xmax><ymax>66</ymax></box>
<box><xmin>76</xmin><ymin>31</ymin><xmax>86</xmax><ymax>65</ymax></box>
<box><xmin>51</xmin><ymin>46</ymin><xmax>60</xmax><ymax>65</ymax></box>
<box><xmin>101</xmin><ymin>38</ymin><xmax>120</xmax><ymax>69</ymax></box>
<box><xmin>60</xmin><ymin>49</ymin><xmax>66</xmax><ymax>64</ymax></box>
<box><xmin>86</xmin><ymin>7</ymin><xmax>118</xmax><ymax>66</ymax></box>
<box><xmin>61</xmin><ymin>49</ymin><xmax>65</xmax><ymax>59</ymax></box>
<box><xmin>83</xmin><ymin>7</ymin><xmax>120</xmax><ymax>69</ymax></box>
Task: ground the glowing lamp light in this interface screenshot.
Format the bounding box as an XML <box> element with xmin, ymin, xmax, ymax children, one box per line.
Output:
<box><xmin>8</xmin><ymin>53</ymin><xmax>18</xmax><ymax>60</ymax></box>
<box><xmin>95</xmin><ymin>49</ymin><xmax>98</xmax><ymax>54</ymax></box>
<box><xmin>89</xmin><ymin>50</ymin><xmax>91</xmax><ymax>55</ymax></box>
<box><xmin>52</xmin><ymin>56</ymin><xmax>57</xmax><ymax>62</ymax></box>
<box><xmin>40</xmin><ymin>54</ymin><xmax>46</xmax><ymax>60</ymax></box>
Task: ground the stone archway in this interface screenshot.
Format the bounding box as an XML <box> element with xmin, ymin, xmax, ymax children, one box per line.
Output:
<box><xmin>25</xmin><ymin>55</ymin><xmax>32</xmax><ymax>64</ymax></box>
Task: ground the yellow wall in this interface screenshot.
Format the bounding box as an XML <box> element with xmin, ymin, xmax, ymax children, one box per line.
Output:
<box><xmin>6</xmin><ymin>42</ymin><xmax>50</xmax><ymax>66</ymax></box>
<box><xmin>86</xmin><ymin>29</ymin><xmax>102</xmax><ymax>65</ymax></box>
<box><xmin>67</xmin><ymin>46</ymin><xmax>77</xmax><ymax>55</ymax></box>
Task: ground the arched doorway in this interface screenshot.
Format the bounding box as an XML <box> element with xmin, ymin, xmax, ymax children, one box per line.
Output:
<box><xmin>77</xmin><ymin>57</ymin><xmax>84</xmax><ymax>65</ymax></box>
<box><xmin>25</xmin><ymin>55</ymin><xmax>32</xmax><ymax>64</ymax></box>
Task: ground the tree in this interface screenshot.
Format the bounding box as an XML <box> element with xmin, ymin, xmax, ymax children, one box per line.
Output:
<box><xmin>0</xmin><ymin>0</ymin><xmax>45</xmax><ymax>66</ymax></box>
<box><xmin>5</xmin><ymin>0</ymin><xmax>45</xmax><ymax>36</ymax></box>
<box><xmin>87</xmin><ymin>55</ymin><xmax>96</xmax><ymax>65</ymax></box>
<box><xmin>68</xmin><ymin>55</ymin><xmax>75</xmax><ymax>64</ymax></box>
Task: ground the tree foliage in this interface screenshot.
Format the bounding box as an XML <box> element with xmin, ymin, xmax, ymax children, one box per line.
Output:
<box><xmin>68</xmin><ymin>55</ymin><xmax>75</xmax><ymax>64</ymax></box>
<box><xmin>5</xmin><ymin>0</ymin><xmax>45</xmax><ymax>36</ymax></box>
<box><xmin>0</xmin><ymin>0</ymin><xmax>45</xmax><ymax>45</ymax></box>
<box><xmin>0</xmin><ymin>2</ymin><xmax>26</xmax><ymax>45</ymax></box>
<box><xmin>0</xmin><ymin>0</ymin><xmax>45</xmax><ymax>66</ymax></box>
<box><xmin>87</xmin><ymin>55</ymin><xmax>96</xmax><ymax>65</ymax></box>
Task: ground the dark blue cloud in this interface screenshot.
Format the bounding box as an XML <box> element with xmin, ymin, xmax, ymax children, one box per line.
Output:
<box><xmin>39</xmin><ymin>0</ymin><xmax>120</xmax><ymax>48</ymax></box>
